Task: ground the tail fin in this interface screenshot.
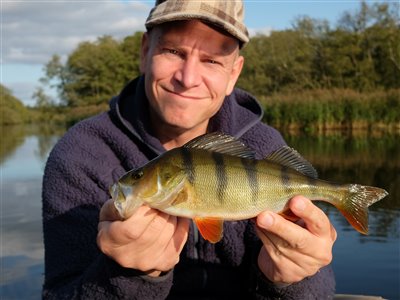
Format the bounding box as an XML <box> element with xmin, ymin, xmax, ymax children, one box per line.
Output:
<box><xmin>339</xmin><ymin>184</ymin><xmax>388</xmax><ymax>234</ymax></box>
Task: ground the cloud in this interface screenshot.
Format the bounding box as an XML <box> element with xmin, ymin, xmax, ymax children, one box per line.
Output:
<box><xmin>248</xmin><ymin>26</ymin><xmax>273</xmax><ymax>37</ymax></box>
<box><xmin>3</xmin><ymin>1</ymin><xmax>151</xmax><ymax>65</ymax></box>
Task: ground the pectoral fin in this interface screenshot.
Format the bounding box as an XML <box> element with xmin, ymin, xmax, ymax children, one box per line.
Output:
<box><xmin>194</xmin><ymin>217</ymin><xmax>224</xmax><ymax>243</ymax></box>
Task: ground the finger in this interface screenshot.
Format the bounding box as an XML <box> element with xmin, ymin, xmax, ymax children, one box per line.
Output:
<box><xmin>330</xmin><ymin>223</ymin><xmax>338</xmax><ymax>241</ymax></box>
<box><xmin>256</xmin><ymin>211</ymin><xmax>308</xmax><ymax>249</ymax></box>
<box><xmin>288</xmin><ymin>196</ymin><xmax>331</xmax><ymax>237</ymax></box>
<box><xmin>173</xmin><ymin>217</ymin><xmax>190</xmax><ymax>252</ymax></box>
<box><xmin>255</xmin><ymin>225</ymin><xmax>281</xmax><ymax>258</ymax></box>
<box><xmin>151</xmin><ymin>214</ymin><xmax>179</xmax><ymax>249</ymax></box>
<box><xmin>123</xmin><ymin>206</ymin><xmax>170</xmax><ymax>241</ymax></box>
<box><xmin>99</xmin><ymin>199</ymin><xmax>122</xmax><ymax>222</ymax></box>
<box><xmin>255</xmin><ymin>224</ymin><xmax>325</xmax><ymax>280</ymax></box>
<box><xmin>255</xmin><ymin>227</ymin><xmax>314</xmax><ymax>281</ymax></box>
<box><xmin>104</xmin><ymin>206</ymin><xmax>162</xmax><ymax>244</ymax></box>
<box><xmin>155</xmin><ymin>217</ymin><xmax>190</xmax><ymax>271</ymax></box>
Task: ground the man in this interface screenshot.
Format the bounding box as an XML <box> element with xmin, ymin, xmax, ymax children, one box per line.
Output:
<box><xmin>42</xmin><ymin>0</ymin><xmax>336</xmax><ymax>299</ymax></box>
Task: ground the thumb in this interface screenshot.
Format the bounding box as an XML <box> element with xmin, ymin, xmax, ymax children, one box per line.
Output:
<box><xmin>99</xmin><ymin>199</ymin><xmax>122</xmax><ymax>222</ymax></box>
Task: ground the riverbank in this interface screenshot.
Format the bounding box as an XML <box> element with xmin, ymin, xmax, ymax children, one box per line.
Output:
<box><xmin>4</xmin><ymin>89</ymin><xmax>399</xmax><ymax>134</ymax></box>
<box><xmin>259</xmin><ymin>88</ymin><xmax>400</xmax><ymax>134</ymax></box>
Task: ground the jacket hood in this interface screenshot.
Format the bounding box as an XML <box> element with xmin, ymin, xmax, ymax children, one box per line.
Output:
<box><xmin>109</xmin><ymin>75</ymin><xmax>264</xmax><ymax>154</ymax></box>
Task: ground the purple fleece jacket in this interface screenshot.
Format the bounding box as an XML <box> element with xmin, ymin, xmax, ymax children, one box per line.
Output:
<box><xmin>42</xmin><ymin>76</ymin><xmax>335</xmax><ymax>299</ymax></box>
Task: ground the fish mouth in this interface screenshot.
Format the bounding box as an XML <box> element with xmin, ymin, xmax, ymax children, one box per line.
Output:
<box><xmin>110</xmin><ymin>182</ymin><xmax>135</xmax><ymax>203</ymax></box>
<box><xmin>109</xmin><ymin>183</ymin><xmax>120</xmax><ymax>201</ymax></box>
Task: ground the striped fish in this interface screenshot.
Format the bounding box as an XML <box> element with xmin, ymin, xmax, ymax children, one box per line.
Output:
<box><xmin>110</xmin><ymin>132</ymin><xmax>388</xmax><ymax>243</ymax></box>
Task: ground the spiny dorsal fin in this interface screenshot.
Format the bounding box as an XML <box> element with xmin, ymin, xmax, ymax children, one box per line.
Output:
<box><xmin>266</xmin><ymin>146</ymin><xmax>318</xmax><ymax>179</ymax></box>
<box><xmin>183</xmin><ymin>132</ymin><xmax>255</xmax><ymax>159</ymax></box>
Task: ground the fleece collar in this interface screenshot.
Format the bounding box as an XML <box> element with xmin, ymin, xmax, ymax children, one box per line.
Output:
<box><xmin>110</xmin><ymin>75</ymin><xmax>264</xmax><ymax>155</ymax></box>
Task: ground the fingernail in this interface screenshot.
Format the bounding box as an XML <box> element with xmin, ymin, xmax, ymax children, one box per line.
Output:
<box><xmin>259</xmin><ymin>213</ymin><xmax>274</xmax><ymax>228</ymax></box>
<box><xmin>294</xmin><ymin>198</ymin><xmax>306</xmax><ymax>212</ymax></box>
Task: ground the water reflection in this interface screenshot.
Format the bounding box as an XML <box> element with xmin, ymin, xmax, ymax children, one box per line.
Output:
<box><xmin>1</xmin><ymin>124</ymin><xmax>66</xmax><ymax>300</ymax></box>
<box><xmin>284</xmin><ymin>132</ymin><xmax>400</xmax><ymax>299</ymax></box>
<box><xmin>0</xmin><ymin>125</ymin><xmax>399</xmax><ymax>299</ymax></box>
<box><xmin>285</xmin><ymin>132</ymin><xmax>400</xmax><ymax>238</ymax></box>
<box><xmin>1</xmin><ymin>180</ymin><xmax>44</xmax><ymax>300</ymax></box>
<box><xmin>0</xmin><ymin>125</ymin><xmax>26</xmax><ymax>164</ymax></box>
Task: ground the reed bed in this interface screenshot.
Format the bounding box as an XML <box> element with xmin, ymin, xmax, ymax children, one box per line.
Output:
<box><xmin>259</xmin><ymin>89</ymin><xmax>400</xmax><ymax>133</ymax></box>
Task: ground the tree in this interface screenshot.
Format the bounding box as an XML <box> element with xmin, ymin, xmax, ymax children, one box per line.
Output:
<box><xmin>336</xmin><ymin>1</ymin><xmax>400</xmax><ymax>90</ymax></box>
<box><xmin>0</xmin><ymin>84</ymin><xmax>30</xmax><ymax>125</ymax></box>
<box><xmin>40</xmin><ymin>33</ymin><xmax>143</xmax><ymax>107</ymax></box>
<box><xmin>39</xmin><ymin>2</ymin><xmax>399</xmax><ymax>108</ymax></box>
<box><xmin>40</xmin><ymin>54</ymin><xmax>70</xmax><ymax>105</ymax></box>
<box><xmin>32</xmin><ymin>87</ymin><xmax>54</xmax><ymax>109</ymax></box>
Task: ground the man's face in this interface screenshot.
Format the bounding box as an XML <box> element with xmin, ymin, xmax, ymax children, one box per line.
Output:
<box><xmin>140</xmin><ymin>20</ymin><xmax>244</xmax><ymax>136</ymax></box>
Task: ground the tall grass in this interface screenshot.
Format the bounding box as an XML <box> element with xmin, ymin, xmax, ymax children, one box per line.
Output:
<box><xmin>259</xmin><ymin>89</ymin><xmax>400</xmax><ymax>133</ymax></box>
<box><xmin>30</xmin><ymin>103</ymin><xmax>109</xmax><ymax>126</ymax></box>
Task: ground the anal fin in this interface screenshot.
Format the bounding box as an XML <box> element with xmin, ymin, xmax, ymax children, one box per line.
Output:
<box><xmin>194</xmin><ymin>217</ymin><xmax>224</xmax><ymax>243</ymax></box>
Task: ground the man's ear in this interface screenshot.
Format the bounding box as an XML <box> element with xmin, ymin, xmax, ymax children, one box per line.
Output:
<box><xmin>140</xmin><ymin>32</ymin><xmax>150</xmax><ymax>74</ymax></box>
<box><xmin>226</xmin><ymin>55</ymin><xmax>244</xmax><ymax>96</ymax></box>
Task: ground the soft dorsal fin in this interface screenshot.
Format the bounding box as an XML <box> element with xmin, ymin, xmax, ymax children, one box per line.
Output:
<box><xmin>266</xmin><ymin>146</ymin><xmax>318</xmax><ymax>179</ymax></box>
<box><xmin>183</xmin><ymin>132</ymin><xmax>255</xmax><ymax>159</ymax></box>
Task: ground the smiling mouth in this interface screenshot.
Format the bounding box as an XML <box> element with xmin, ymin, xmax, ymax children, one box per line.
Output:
<box><xmin>163</xmin><ymin>87</ymin><xmax>205</xmax><ymax>100</ymax></box>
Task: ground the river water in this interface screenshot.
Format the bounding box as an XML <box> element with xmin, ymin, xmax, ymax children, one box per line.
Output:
<box><xmin>1</xmin><ymin>124</ymin><xmax>399</xmax><ymax>299</ymax></box>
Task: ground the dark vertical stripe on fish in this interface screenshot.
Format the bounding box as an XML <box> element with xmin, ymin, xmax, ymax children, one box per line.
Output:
<box><xmin>281</xmin><ymin>166</ymin><xmax>292</xmax><ymax>193</ymax></box>
<box><xmin>180</xmin><ymin>148</ymin><xmax>195</xmax><ymax>184</ymax></box>
<box><xmin>212</xmin><ymin>152</ymin><xmax>227</xmax><ymax>203</ymax></box>
<box><xmin>307</xmin><ymin>176</ymin><xmax>319</xmax><ymax>196</ymax></box>
<box><xmin>241</xmin><ymin>158</ymin><xmax>259</xmax><ymax>203</ymax></box>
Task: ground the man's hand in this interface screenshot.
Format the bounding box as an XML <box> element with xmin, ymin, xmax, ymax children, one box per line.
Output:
<box><xmin>255</xmin><ymin>195</ymin><xmax>337</xmax><ymax>285</ymax></box>
<box><xmin>97</xmin><ymin>199</ymin><xmax>190</xmax><ymax>277</ymax></box>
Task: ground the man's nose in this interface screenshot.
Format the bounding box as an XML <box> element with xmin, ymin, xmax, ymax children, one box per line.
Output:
<box><xmin>174</xmin><ymin>57</ymin><xmax>202</xmax><ymax>88</ymax></box>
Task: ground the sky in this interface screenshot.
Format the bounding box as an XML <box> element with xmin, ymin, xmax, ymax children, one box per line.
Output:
<box><xmin>2</xmin><ymin>0</ymin><xmax>371</xmax><ymax>106</ymax></box>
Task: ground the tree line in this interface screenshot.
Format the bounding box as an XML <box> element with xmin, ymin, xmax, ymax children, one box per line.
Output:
<box><xmin>2</xmin><ymin>1</ymin><xmax>399</xmax><ymax>129</ymax></box>
<box><xmin>34</xmin><ymin>1</ymin><xmax>399</xmax><ymax>108</ymax></box>
<box><xmin>1</xmin><ymin>85</ymin><xmax>31</xmax><ymax>125</ymax></box>
<box><xmin>238</xmin><ymin>2</ymin><xmax>399</xmax><ymax>95</ymax></box>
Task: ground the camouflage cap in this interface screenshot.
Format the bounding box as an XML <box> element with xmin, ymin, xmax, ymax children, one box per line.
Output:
<box><xmin>145</xmin><ymin>0</ymin><xmax>249</xmax><ymax>47</ymax></box>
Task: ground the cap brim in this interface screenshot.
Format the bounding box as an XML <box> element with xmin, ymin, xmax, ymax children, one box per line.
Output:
<box><xmin>145</xmin><ymin>12</ymin><xmax>249</xmax><ymax>45</ymax></box>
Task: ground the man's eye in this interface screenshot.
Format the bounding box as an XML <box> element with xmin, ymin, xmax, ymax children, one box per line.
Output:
<box><xmin>164</xmin><ymin>48</ymin><xmax>179</xmax><ymax>55</ymax></box>
<box><xmin>205</xmin><ymin>58</ymin><xmax>222</xmax><ymax>65</ymax></box>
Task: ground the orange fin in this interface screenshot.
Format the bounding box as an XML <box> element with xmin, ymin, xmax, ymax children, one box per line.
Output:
<box><xmin>334</xmin><ymin>185</ymin><xmax>388</xmax><ymax>235</ymax></box>
<box><xmin>194</xmin><ymin>218</ymin><xmax>224</xmax><ymax>243</ymax></box>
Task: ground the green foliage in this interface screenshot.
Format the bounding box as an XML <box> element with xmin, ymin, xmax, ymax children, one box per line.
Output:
<box><xmin>237</xmin><ymin>1</ymin><xmax>400</xmax><ymax>95</ymax></box>
<box><xmin>0</xmin><ymin>84</ymin><xmax>31</xmax><ymax>125</ymax></box>
<box><xmin>32</xmin><ymin>86</ymin><xmax>54</xmax><ymax>109</ymax></box>
<box><xmin>261</xmin><ymin>88</ymin><xmax>400</xmax><ymax>132</ymax></box>
<box><xmin>41</xmin><ymin>33</ymin><xmax>143</xmax><ymax>107</ymax></box>
<box><xmin>0</xmin><ymin>124</ymin><xmax>26</xmax><ymax>164</ymax></box>
<box><xmin>34</xmin><ymin>1</ymin><xmax>399</xmax><ymax>130</ymax></box>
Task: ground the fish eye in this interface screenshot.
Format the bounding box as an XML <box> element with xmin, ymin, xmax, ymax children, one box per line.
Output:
<box><xmin>132</xmin><ymin>170</ymin><xmax>143</xmax><ymax>180</ymax></box>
